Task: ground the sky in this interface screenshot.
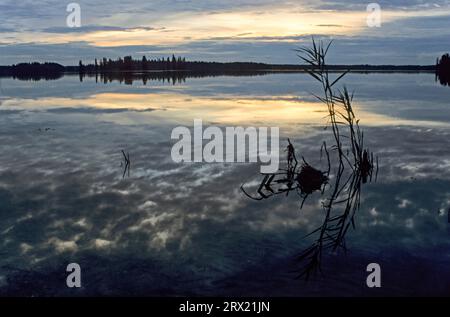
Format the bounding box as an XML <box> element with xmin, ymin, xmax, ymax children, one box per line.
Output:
<box><xmin>1</xmin><ymin>0</ymin><xmax>450</xmax><ymax>65</ymax></box>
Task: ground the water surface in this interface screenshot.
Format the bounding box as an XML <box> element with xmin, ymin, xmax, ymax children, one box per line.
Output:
<box><xmin>0</xmin><ymin>73</ymin><xmax>449</xmax><ymax>296</ymax></box>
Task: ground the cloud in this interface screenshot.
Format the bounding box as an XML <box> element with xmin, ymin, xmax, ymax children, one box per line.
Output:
<box><xmin>43</xmin><ymin>107</ymin><xmax>157</xmax><ymax>114</ymax></box>
<box><xmin>316</xmin><ymin>0</ymin><xmax>450</xmax><ymax>11</ymax></box>
<box><xmin>0</xmin><ymin>107</ymin><xmax>159</xmax><ymax>115</ymax></box>
<box><xmin>41</xmin><ymin>25</ymin><xmax>160</xmax><ymax>34</ymax></box>
<box><xmin>316</xmin><ymin>24</ymin><xmax>344</xmax><ymax>28</ymax></box>
<box><xmin>0</xmin><ymin>27</ymin><xmax>16</xmax><ymax>33</ymax></box>
<box><xmin>0</xmin><ymin>116</ymin><xmax>450</xmax><ymax>295</ymax></box>
<box><xmin>1</xmin><ymin>1</ymin><xmax>450</xmax><ymax>65</ymax></box>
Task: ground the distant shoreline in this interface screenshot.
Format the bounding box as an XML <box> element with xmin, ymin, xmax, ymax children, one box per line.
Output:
<box><xmin>74</xmin><ymin>67</ymin><xmax>437</xmax><ymax>72</ymax></box>
<box><xmin>0</xmin><ymin>65</ymin><xmax>437</xmax><ymax>85</ymax></box>
<box><xmin>0</xmin><ymin>62</ymin><xmax>437</xmax><ymax>77</ymax></box>
<box><xmin>0</xmin><ymin>62</ymin><xmax>437</xmax><ymax>83</ymax></box>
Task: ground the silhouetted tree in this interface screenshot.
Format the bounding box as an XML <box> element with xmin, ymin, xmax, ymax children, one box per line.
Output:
<box><xmin>142</xmin><ymin>56</ymin><xmax>148</xmax><ymax>71</ymax></box>
<box><xmin>436</xmin><ymin>53</ymin><xmax>450</xmax><ymax>86</ymax></box>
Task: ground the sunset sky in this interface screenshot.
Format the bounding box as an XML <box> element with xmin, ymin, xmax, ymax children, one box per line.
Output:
<box><xmin>1</xmin><ymin>0</ymin><xmax>450</xmax><ymax>65</ymax></box>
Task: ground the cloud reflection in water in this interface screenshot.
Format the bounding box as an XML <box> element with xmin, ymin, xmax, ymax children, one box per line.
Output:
<box><xmin>0</xmin><ymin>74</ymin><xmax>450</xmax><ymax>295</ymax></box>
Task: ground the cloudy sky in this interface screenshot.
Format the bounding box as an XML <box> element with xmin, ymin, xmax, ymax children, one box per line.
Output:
<box><xmin>1</xmin><ymin>0</ymin><xmax>450</xmax><ymax>65</ymax></box>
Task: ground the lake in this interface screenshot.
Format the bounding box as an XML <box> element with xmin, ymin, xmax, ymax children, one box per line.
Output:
<box><xmin>0</xmin><ymin>72</ymin><xmax>449</xmax><ymax>296</ymax></box>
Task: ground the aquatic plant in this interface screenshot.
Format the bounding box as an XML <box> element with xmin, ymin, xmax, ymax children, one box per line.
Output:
<box><xmin>121</xmin><ymin>150</ymin><xmax>131</xmax><ymax>178</ymax></box>
<box><xmin>241</xmin><ymin>39</ymin><xmax>378</xmax><ymax>279</ymax></box>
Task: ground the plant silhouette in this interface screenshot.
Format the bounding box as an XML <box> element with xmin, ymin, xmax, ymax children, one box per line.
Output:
<box><xmin>241</xmin><ymin>39</ymin><xmax>378</xmax><ymax>279</ymax></box>
<box><xmin>436</xmin><ymin>53</ymin><xmax>450</xmax><ymax>86</ymax></box>
<box><xmin>121</xmin><ymin>150</ymin><xmax>131</xmax><ymax>179</ymax></box>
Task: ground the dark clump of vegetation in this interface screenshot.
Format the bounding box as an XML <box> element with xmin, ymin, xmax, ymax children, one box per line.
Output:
<box><xmin>241</xmin><ymin>138</ymin><xmax>330</xmax><ymax>209</ymax></box>
<box><xmin>297</xmin><ymin>160</ymin><xmax>329</xmax><ymax>196</ymax></box>
<box><xmin>241</xmin><ymin>39</ymin><xmax>378</xmax><ymax>280</ymax></box>
<box><xmin>436</xmin><ymin>53</ymin><xmax>450</xmax><ymax>86</ymax></box>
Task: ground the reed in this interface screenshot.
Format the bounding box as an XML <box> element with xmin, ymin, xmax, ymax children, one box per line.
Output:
<box><xmin>241</xmin><ymin>38</ymin><xmax>379</xmax><ymax>279</ymax></box>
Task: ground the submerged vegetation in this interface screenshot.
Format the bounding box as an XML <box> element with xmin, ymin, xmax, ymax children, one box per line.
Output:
<box><xmin>242</xmin><ymin>39</ymin><xmax>378</xmax><ymax>279</ymax></box>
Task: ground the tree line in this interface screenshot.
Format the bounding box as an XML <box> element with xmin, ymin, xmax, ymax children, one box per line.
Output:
<box><xmin>0</xmin><ymin>62</ymin><xmax>65</xmax><ymax>80</ymax></box>
<box><xmin>78</xmin><ymin>55</ymin><xmax>188</xmax><ymax>73</ymax></box>
<box><xmin>1</xmin><ymin>54</ymin><xmax>440</xmax><ymax>83</ymax></box>
<box><xmin>75</xmin><ymin>55</ymin><xmax>274</xmax><ymax>74</ymax></box>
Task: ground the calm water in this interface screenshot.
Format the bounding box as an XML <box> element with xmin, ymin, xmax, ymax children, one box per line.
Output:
<box><xmin>0</xmin><ymin>73</ymin><xmax>450</xmax><ymax>296</ymax></box>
